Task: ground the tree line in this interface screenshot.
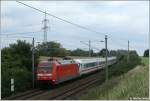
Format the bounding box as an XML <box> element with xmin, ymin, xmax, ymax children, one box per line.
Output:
<box><xmin>36</xmin><ymin>41</ymin><xmax>132</xmax><ymax>57</ymax></box>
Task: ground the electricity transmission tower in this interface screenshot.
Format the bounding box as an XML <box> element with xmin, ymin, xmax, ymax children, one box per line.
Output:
<box><xmin>42</xmin><ymin>11</ymin><xmax>49</xmax><ymax>43</ymax></box>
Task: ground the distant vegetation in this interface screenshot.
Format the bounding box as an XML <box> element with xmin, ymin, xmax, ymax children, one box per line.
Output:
<box><xmin>36</xmin><ymin>41</ymin><xmax>69</xmax><ymax>57</ymax></box>
<box><xmin>80</xmin><ymin>57</ymin><xmax>148</xmax><ymax>100</ymax></box>
<box><xmin>1</xmin><ymin>40</ymin><xmax>141</xmax><ymax>98</ymax></box>
<box><xmin>36</xmin><ymin>41</ymin><xmax>130</xmax><ymax>57</ymax></box>
<box><xmin>109</xmin><ymin>50</ymin><xmax>141</xmax><ymax>77</ymax></box>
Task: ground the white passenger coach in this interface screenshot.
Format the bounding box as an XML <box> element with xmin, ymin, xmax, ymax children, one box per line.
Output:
<box><xmin>74</xmin><ymin>57</ymin><xmax>116</xmax><ymax>75</ymax></box>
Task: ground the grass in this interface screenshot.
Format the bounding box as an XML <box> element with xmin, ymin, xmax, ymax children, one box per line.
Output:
<box><xmin>80</xmin><ymin>57</ymin><xmax>149</xmax><ymax>100</ymax></box>
<box><xmin>141</xmin><ymin>56</ymin><xmax>149</xmax><ymax>66</ymax></box>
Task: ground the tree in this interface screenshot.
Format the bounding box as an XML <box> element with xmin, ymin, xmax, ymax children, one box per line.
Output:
<box><xmin>109</xmin><ymin>50</ymin><xmax>117</xmax><ymax>56</ymax></box>
<box><xmin>99</xmin><ymin>48</ymin><xmax>109</xmax><ymax>57</ymax></box>
<box><xmin>70</xmin><ymin>48</ymin><xmax>89</xmax><ymax>56</ymax></box>
<box><xmin>36</xmin><ymin>41</ymin><xmax>69</xmax><ymax>57</ymax></box>
<box><xmin>117</xmin><ymin>50</ymin><xmax>128</xmax><ymax>55</ymax></box>
<box><xmin>2</xmin><ymin>40</ymin><xmax>39</xmax><ymax>71</ymax></box>
<box><xmin>1</xmin><ymin>40</ymin><xmax>39</xmax><ymax>97</ymax></box>
<box><xmin>58</xmin><ymin>48</ymin><xmax>69</xmax><ymax>57</ymax></box>
<box><xmin>144</xmin><ymin>49</ymin><xmax>149</xmax><ymax>57</ymax></box>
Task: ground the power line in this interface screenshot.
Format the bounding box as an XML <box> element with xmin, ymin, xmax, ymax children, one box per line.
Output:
<box><xmin>109</xmin><ymin>38</ymin><xmax>127</xmax><ymax>49</ymax></box>
<box><xmin>5</xmin><ymin>1</ymin><xmax>133</xmax><ymax>53</ymax></box>
<box><xmin>1</xmin><ymin>30</ymin><xmax>42</xmax><ymax>36</ymax></box>
<box><xmin>16</xmin><ymin>1</ymin><xmax>107</xmax><ymax>36</ymax></box>
<box><xmin>80</xmin><ymin>41</ymin><xmax>101</xmax><ymax>51</ymax></box>
<box><xmin>109</xmin><ymin>35</ymin><xmax>129</xmax><ymax>44</ymax></box>
<box><xmin>1</xmin><ymin>35</ymin><xmax>43</xmax><ymax>40</ymax></box>
<box><xmin>22</xmin><ymin>23</ymin><xmax>42</xmax><ymax>27</ymax></box>
<box><xmin>15</xmin><ymin>1</ymin><xmax>130</xmax><ymax>48</ymax></box>
<box><xmin>14</xmin><ymin>1</ymin><xmax>134</xmax><ymax>52</ymax></box>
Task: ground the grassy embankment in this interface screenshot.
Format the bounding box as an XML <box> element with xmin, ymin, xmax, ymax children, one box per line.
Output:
<box><xmin>80</xmin><ymin>57</ymin><xmax>149</xmax><ymax>100</ymax></box>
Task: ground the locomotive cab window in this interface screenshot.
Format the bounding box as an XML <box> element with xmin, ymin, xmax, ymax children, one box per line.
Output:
<box><xmin>37</xmin><ymin>62</ymin><xmax>53</xmax><ymax>70</ymax></box>
<box><xmin>37</xmin><ymin>66</ymin><xmax>53</xmax><ymax>70</ymax></box>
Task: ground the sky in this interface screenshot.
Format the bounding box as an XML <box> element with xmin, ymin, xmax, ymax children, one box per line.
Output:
<box><xmin>1</xmin><ymin>1</ymin><xmax>149</xmax><ymax>56</ymax></box>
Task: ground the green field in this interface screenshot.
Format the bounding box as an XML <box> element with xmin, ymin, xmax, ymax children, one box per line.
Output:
<box><xmin>80</xmin><ymin>57</ymin><xmax>149</xmax><ymax>100</ymax></box>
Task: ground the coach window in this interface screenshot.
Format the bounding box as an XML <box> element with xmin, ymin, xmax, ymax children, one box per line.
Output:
<box><xmin>85</xmin><ymin>64</ymin><xmax>87</xmax><ymax>68</ymax></box>
<box><xmin>86</xmin><ymin>63</ymin><xmax>88</xmax><ymax>67</ymax></box>
<box><xmin>89</xmin><ymin>63</ymin><xmax>93</xmax><ymax>67</ymax></box>
<box><xmin>84</xmin><ymin>64</ymin><xmax>85</xmax><ymax>68</ymax></box>
<box><xmin>89</xmin><ymin>63</ymin><xmax>91</xmax><ymax>67</ymax></box>
<box><xmin>92</xmin><ymin>63</ymin><xmax>94</xmax><ymax>66</ymax></box>
<box><xmin>84</xmin><ymin>64</ymin><xmax>86</xmax><ymax>68</ymax></box>
<box><xmin>93</xmin><ymin>62</ymin><xmax>95</xmax><ymax>66</ymax></box>
<box><xmin>90</xmin><ymin>63</ymin><xmax>92</xmax><ymax>67</ymax></box>
<box><xmin>86</xmin><ymin>63</ymin><xmax>89</xmax><ymax>67</ymax></box>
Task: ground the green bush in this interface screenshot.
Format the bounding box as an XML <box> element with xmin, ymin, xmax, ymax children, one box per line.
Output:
<box><xmin>143</xmin><ymin>49</ymin><xmax>149</xmax><ymax>57</ymax></box>
<box><xmin>109</xmin><ymin>51</ymin><xmax>141</xmax><ymax>78</ymax></box>
<box><xmin>1</xmin><ymin>70</ymin><xmax>11</xmax><ymax>97</ymax></box>
<box><xmin>1</xmin><ymin>67</ymin><xmax>32</xmax><ymax>97</ymax></box>
<box><xmin>1</xmin><ymin>40</ymin><xmax>39</xmax><ymax>98</ymax></box>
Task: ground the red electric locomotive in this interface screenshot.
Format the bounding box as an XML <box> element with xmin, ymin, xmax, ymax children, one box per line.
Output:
<box><xmin>36</xmin><ymin>58</ymin><xmax>79</xmax><ymax>85</ymax></box>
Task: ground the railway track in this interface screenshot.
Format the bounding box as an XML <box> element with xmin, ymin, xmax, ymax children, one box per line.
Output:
<box><xmin>4</xmin><ymin>70</ymin><xmax>105</xmax><ymax>100</ymax></box>
<box><xmin>28</xmin><ymin>70</ymin><xmax>105</xmax><ymax>100</ymax></box>
<box><xmin>51</xmin><ymin>77</ymin><xmax>102</xmax><ymax>100</ymax></box>
<box><xmin>3</xmin><ymin>88</ymin><xmax>46</xmax><ymax>100</ymax></box>
<box><xmin>50</xmin><ymin>70</ymin><xmax>105</xmax><ymax>100</ymax></box>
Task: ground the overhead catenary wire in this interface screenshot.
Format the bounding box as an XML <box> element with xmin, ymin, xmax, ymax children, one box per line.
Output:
<box><xmin>22</xmin><ymin>23</ymin><xmax>42</xmax><ymax>27</ymax></box>
<box><xmin>1</xmin><ymin>36</ymin><xmax>43</xmax><ymax>46</ymax></box>
<box><xmin>15</xmin><ymin>1</ymin><xmax>131</xmax><ymax>49</ymax></box>
<box><xmin>1</xmin><ymin>30</ymin><xmax>42</xmax><ymax>36</ymax></box>
<box><xmin>2</xmin><ymin>1</ymin><xmax>133</xmax><ymax>53</ymax></box>
<box><xmin>15</xmin><ymin>0</ymin><xmax>133</xmax><ymax>44</ymax></box>
<box><xmin>80</xmin><ymin>41</ymin><xmax>101</xmax><ymax>51</ymax></box>
<box><xmin>16</xmin><ymin>1</ymin><xmax>107</xmax><ymax>36</ymax></box>
<box><xmin>109</xmin><ymin>38</ymin><xmax>128</xmax><ymax>49</ymax></box>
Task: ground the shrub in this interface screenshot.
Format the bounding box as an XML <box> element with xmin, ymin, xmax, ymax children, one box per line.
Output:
<box><xmin>109</xmin><ymin>51</ymin><xmax>141</xmax><ymax>78</ymax></box>
<box><xmin>1</xmin><ymin>67</ymin><xmax>32</xmax><ymax>97</ymax></box>
<box><xmin>1</xmin><ymin>40</ymin><xmax>39</xmax><ymax>98</ymax></box>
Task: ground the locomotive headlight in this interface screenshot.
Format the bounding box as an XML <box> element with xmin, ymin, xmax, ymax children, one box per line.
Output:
<box><xmin>37</xmin><ymin>74</ymin><xmax>52</xmax><ymax>77</ymax></box>
<box><xmin>45</xmin><ymin>74</ymin><xmax>52</xmax><ymax>76</ymax></box>
<box><xmin>37</xmin><ymin>74</ymin><xmax>44</xmax><ymax>76</ymax></box>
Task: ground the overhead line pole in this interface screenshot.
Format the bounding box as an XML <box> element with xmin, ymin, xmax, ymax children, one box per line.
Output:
<box><xmin>80</xmin><ymin>41</ymin><xmax>100</xmax><ymax>51</ymax></box>
<box><xmin>105</xmin><ymin>35</ymin><xmax>108</xmax><ymax>82</ymax></box>
<box><xmin>32</xmin><ymin>37</ymin><xmax>35</xmax><ymax>88</ymax></box>
<box><xmin>80</xmin><ymin>40</ymin><xmax>100</xmax><ymax>57</ymax></box>
<box><xmin>89</xmin><ymin>40</ymin><xmax>91</xmax><ymax>57</ymax></box>
<box><xmin>127</xmin><ymin>40</ymin><xmax>130</xmax><ymax>62</ymax></box>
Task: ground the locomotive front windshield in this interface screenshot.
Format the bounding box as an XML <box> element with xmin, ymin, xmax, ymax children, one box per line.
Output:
<box><xmin>37</xmin><ymin>66</ymin><xmax>53</xmax><ymax>71</ymax></box>
<box><xmin>37</xmin><ymin>62</ymin><xmax>53</xmax><ymax>71</ymax></box>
